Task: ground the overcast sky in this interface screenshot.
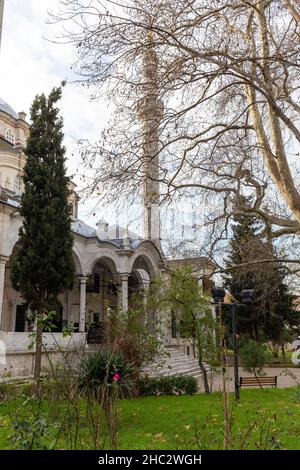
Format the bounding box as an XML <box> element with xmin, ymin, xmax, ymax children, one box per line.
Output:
<box><xmin>0</xmin><ymin>0</ymin><xmax>114</xmax><ymax>227</ymax></box>
<box><xmin>0</xmin><ymin>0</ymin><xmax>200</xmax><ymax>244</ymax></box>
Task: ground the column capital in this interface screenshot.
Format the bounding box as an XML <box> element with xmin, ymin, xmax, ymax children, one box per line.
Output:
<box><xmin>78</xmin><ymin>275</ymin><xmax>89</xmax><ymax>284</ymax></box>
<box><xmin>0</xmin><ymin>255</ymin><xmax>9</xmax><ymax>265</ymax></box>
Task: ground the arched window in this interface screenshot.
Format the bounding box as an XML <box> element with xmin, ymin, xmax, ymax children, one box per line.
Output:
<box><xmin>14</xmin><ymin>175</ymin><xmax>22</xmax><ymax>195</ymax></box>
<box><xmin>5</xmin><ymin>128</ymin><xmax>15</xmax><ymax>145</ymax></box>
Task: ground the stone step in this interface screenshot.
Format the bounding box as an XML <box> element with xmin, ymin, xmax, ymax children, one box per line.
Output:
<box><xmin>145</xmin><ymin>367</ymin><xmax>205</xmax><ymax>379</ymax></box>
<box><xmin>145</xmin><ymin>359</ymin><xmax>199</xmax><ymax>370</ymax></box>
<box><xmin>144</xmin><ymin>360</ymin><xmax>201</xmax><ymax>373</ymax></box>
<box><xmin>146</xmin><ymin>363</ymin><xmax>203</xmax><ymax>375</ymax></box>
<box><xmin>160</xmin><ymin>369</ymin><xmax>203</xmax><ymax>378</ymax></box>
<box><xmin>141</xmin><ymin>346</ymin><xmax>211</xmax><ymax>380</ymax></box>
<box><xmin>145</xmin><ymin>357</ymin><xmax>205</xmax><ymax>367</ymax></box>
<box><xmin>167</xmin><ymin>360</ymin><xmax>198</xmax><ymax>366</ymax></box>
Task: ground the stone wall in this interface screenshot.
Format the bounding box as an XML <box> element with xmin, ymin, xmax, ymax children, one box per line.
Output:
<box><xmin>0</xmin><ymin>332</ymin><xmax>86</xmax><ymax>378</ymax></box>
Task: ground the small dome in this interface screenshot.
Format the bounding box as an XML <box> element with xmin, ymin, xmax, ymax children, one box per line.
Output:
<box><xmin>96</xmin><ymin>219</ymin><xmax>109</xmax><ymax>240</ymax></box>
<box><xmin>0</xmin><ymin>97</ymin><xmax>19</xmax><ymax>120</ymax></box>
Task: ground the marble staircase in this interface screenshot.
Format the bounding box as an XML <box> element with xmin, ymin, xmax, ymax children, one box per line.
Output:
<box><xmin>142</xmin><ymin>346</ymin><xmax>209</xmax><ymax>379</ymax></box>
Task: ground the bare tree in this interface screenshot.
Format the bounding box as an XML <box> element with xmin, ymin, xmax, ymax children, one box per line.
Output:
<box><xmin>283</xmin><ymin>0</ymin><xmax>300</xmax><ymax>25</ymax></box>
<box><xmin>52</xmin><ymin>0</ymin><xmax>300</xmax><ymax>254</ymax></box>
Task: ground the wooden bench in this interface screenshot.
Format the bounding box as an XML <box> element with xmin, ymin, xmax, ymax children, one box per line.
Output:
<box><xmin>239</xmin><ymin>376</ymin><xmax>277</xmax><ymax>388</ymax></box>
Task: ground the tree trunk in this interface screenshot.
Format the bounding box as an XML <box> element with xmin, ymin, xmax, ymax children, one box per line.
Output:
<box><xmin>253</xmin><ymin>369</ymin><xmax>263</xmax><ymax>391</ymax></box>
<box><xmin>281</xmin><ymin>343</ymin><xmax>286</xmax><ymax>362</ymax></box>
<box><xmin>32</xmin><ymin>316</ymin><xmax>43</xmax><ymax>396</ymax></box>
<box><xmin>195</xmin><ymin>321</ymin><xmax>210</xmax><ymax>393</ymax></box>
<box><xmin>199</xmin><ymin>359</ymin><xmax>210</xmax><ymax>393</ymax></box>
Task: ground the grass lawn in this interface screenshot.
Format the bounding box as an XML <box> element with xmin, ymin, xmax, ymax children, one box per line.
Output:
<box><xmin>1</xmin><ymin>387</ymin><xmax>300</xmax><ymax>450</ymax></box>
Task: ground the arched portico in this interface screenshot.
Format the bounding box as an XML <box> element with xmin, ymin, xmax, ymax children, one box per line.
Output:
<box><xmin>86</xmin><ymin>257</ymin><xmax>118</xmax><ymax>321</ymax></box>
<box><xmin>1</xmin><ymin>243</ymin><xmax>25</xmax><ymax>332</ymax></box>
<box><xmin>129</xmin><ymin>245</ymin><xmax>161</xmax><ymax>280</ymax></box>
<box><xmin>128</xmin><ymin>252</ymin><xmax>160</xmax><ymax>330</ymax></box>
<box><xmin>0</xmin><ymin>228</ymin><xmax>164</xmax><ymax>341</ymax></box>
<box><xmin>77</xmin><ymin>255</ymin><xmax>120</xmax><ymax>340</ymax></box>
<box><xmin>0</xmin><ymin>245</ymin><xmax>85</xmax><ymax>333</ymax></box>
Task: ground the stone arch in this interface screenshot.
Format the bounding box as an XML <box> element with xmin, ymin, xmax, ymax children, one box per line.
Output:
<box><xmin>128</xmin><ymin>245</ymin><xmax>162</xmax><ymax>329</ymax></box>
<box><xmin>86</xmin><ymin>256</ymin><xmax>119</xmax><ymax>331</ymax></box>
<box><xmin>129</xmin><ymin>252</ymin><xmax>159</xmax><ymax>281</ymax></box>
<box><xmin>72</xmin><ymin>240</ymin><xmax>85</xmax><ymax>274</ymax></box>
<box><xmin>72</xmin><ymin>249</ymin><xmax>83</xmax><ymax>276</ymax></box>
<box><xmin>131</xmin><ymin>268</ymin><xmax>151</xmax><ymax>286</ymax></box>
<box><xmin>89</xmin><ymin>255</ymin><xmax>118</xmax><ymax>277</ymax></box>
<box><xmin>2</xmin><ymin>241</ymin><xmax>25</xmax><ymax>332</ymax></box>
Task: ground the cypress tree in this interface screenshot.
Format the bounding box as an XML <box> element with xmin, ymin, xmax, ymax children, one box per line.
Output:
<box><xmin>11</xmin><ymin>85</ymin><xmax>75</xmax><ymax>393</ymax></box>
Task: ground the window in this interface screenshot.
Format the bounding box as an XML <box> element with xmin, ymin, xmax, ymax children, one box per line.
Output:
<box><xmin>14</xmin><ymin>175</ymin><xmax>22</xmax><ymax>195</ymax></box>
<box><xmin>15</xmin><ymin>305</ymin><xmax>26</xmax><ymax>332</ymax></box>
<box><xmin>5</xmin><ymin>128</ymin><xmax>15</xmax><ymax>145</ymax></box>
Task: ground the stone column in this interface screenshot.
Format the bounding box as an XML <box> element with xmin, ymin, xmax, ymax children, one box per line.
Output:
<box><xmin>141</xmin><ymin>281</ymin><xmax>150</xmax><ymax>325</ymax></box>
<box><xmin>79</xmin><ymin>276</ymin><xmax>88</xmax><ymax>332</ymax></box>
<box><xmin>120</xmin><ymin>274</ymin><xmax>129</xmax><ymax>312</ymax></box>
<box><xmin>0</xmin><ymin>256</ymin><xmax>8</xmax><ymax>331</ymax></box>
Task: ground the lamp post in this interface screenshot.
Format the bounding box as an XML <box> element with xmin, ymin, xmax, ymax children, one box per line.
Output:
<box><xmin>211</xmin><ymin>287</ymin><xmax>255</xmax><ymax>402</ymax></box>
<box><xmin>231</xmin><ymin>302</ymin><xmax>239</xmax><ymax>401</ymax></box>
<box><xmin>211</xmin><ymin>288</ymin><xmax>239</xmax><ymax>401</ymax></box>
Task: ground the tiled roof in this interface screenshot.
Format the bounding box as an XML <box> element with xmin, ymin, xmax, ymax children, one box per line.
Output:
<box><xmin>71</xmin><ymin>219</ymin><xmax>96</xmax><ymax>238</ymax></box>
<box><xmin>0</xmin><ymin>97</ymin><xmax>19</xmax><ymax>119</ymax></box>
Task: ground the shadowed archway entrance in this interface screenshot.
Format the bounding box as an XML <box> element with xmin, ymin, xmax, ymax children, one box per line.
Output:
<box><xmin>129</xmin><ymin>255</ymin><xmax>157</xmax><ymax>332</ymax></box>
<box><xmin>86</xmin><ymin>257</ymin><xmax>118</xmax><ymax>343</ymax></box>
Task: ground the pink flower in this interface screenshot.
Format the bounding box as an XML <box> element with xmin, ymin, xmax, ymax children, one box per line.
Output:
<box><xmin>113</xmin><ymin>373</ymin><xmax>120</xmax><ymax>382</ymax></box>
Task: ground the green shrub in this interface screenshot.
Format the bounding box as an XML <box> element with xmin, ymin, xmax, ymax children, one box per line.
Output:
<box><xmin>138</xmin><ymin>375</ymin><xmax>198</xmax><ymax>396</ymax></box>
<box><xmin>79</xmin><ymin>350</ymin><xmax>136</xmax><ymax>400</ymax></box>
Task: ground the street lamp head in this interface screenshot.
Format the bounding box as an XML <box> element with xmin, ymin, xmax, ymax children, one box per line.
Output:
<box><xmin>241</xmin><ymin>289</ymin><xmax>255</xmax><ymax>304</ymax></box>
<box><xmin>211</xmin><ymin>287</ymin><xmax>226</xmax><ymax>303</ymax></box>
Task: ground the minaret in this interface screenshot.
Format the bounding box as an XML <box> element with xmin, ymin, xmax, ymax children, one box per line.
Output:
<box><xmin>138</xmin><ymin>35</ymin><xmax>164</xmax><ymax>246</ymax></box>
<box><xmin>0</xmin><ymin>0</ymin><xmax>4</xmax><ymax>52</ymax></box>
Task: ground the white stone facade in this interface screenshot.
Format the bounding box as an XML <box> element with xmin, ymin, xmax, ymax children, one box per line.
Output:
<box><xmin>0</xmin><ymin>98</ymin><xmax>168</xmax><ymax>377</ymax></box>
<box><xmin>0</xmin><ymin>98</ymin><xmax>214</xmax><ymax>378</ymax></box>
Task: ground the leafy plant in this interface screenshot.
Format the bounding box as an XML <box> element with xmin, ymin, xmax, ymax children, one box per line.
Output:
<box><xmin>149</xmin><ymin>267</ymin><xmax>218</xmax><ymax>393</ymax></box>
<box><xmin>239</xmin><ymin>340</ymin><xmax>271</xmax><ymax>387</ymax></box>
<box><xmin>105</xmin><ymin>305</ymin><xmax>166</xmax><ymax>377</ymax></box>
<box><xmin>79</xmin><ymin>350</ymin><xmax>136</xmax><ymax>400</ymax></box>
<box><xmin>138</xmin><ymin>375</ymin><xmax>198</xmax><ymax>396</ymax></box>
<box><xmin>10</xmin><ymin>397</ymin><xmax>57</xmax><ymax>450</ymax></box>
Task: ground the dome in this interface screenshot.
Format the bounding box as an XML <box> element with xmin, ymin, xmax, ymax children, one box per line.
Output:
<box><xmin>0</xmin><ymin>97</ymin><xmax>19</xmax><ymax>119</ymax></box>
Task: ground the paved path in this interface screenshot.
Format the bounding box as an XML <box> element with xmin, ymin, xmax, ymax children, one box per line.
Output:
<box><xmin>198</xmin><ymin>367</ymin><xmax>300</xmax><ymax>393</ymax></box>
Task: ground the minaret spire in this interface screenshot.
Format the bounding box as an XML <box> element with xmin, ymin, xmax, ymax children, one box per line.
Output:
<box><xmin>138</xmin><ymin>33</ymin><xmax>164</xmax><ymax>247</ymax></box>
<box><xmin>0</xmin><ymin>0</ymin><xmax>4</xmax><ymax>52</ymax></box>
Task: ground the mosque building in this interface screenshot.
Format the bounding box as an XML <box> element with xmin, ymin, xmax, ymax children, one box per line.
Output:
<box><xmin>0</xmin><ymin>0</ymin><xmax>214</xmax><ymax>377</ymax></box>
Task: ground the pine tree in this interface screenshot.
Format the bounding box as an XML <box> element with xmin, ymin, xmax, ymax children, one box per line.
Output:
<box><xmin>11</xmin><ymin>85</ymin><xmax>75</xmax><ymax>393</ymax></box>
<box><xmin>223</xmin><ymin>213</ymin><xmax>298</xmax><ymax>343</ymax></box>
